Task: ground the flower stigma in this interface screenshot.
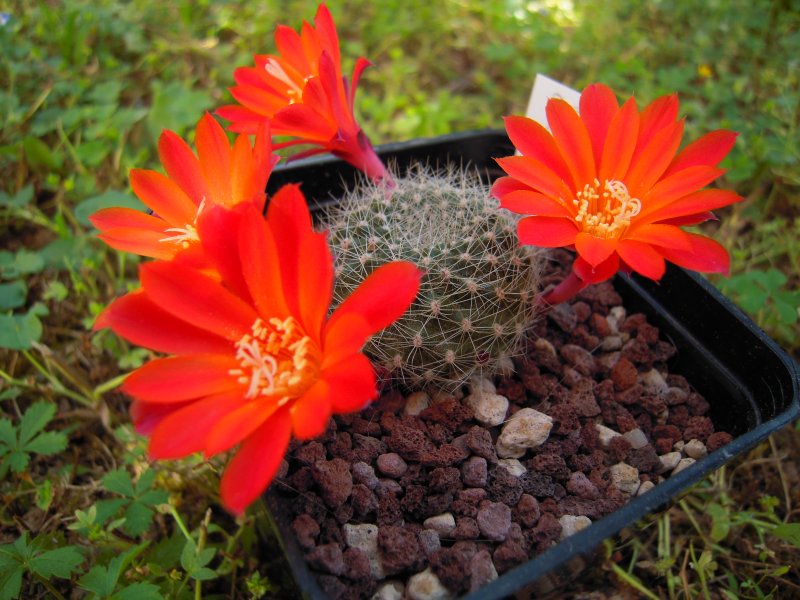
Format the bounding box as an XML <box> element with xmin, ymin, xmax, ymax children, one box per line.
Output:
<box><xmin>230</xmin><ymin>316</ymin><xmax>320</xmax><ymax>403</ymax></box>
<box><xmin>572</xmin><ymin>179</ymin><xmax>641</xmax><ymax>239</ymax></box>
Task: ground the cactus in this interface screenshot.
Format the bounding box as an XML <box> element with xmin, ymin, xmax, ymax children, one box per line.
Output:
<box><xmin>324</xmin><ymin>166</ymin><xmax>544</xmax><ymax>390</ymax></box>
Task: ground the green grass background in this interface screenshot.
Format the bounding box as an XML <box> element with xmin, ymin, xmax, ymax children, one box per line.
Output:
<box><xmin>0</xmin><ymin>0</ymin><xmax>798</xmax><ymax>598</ymax></box>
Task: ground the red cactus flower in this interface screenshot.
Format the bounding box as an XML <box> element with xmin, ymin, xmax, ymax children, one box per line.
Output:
<box><xmin>95</xmin><ymin>185</ymin><xmax>421</xmax><ymax>514</ymax></box>
<box><xmin>90</xmin><ymin>113</ymin><xmax>278</xmax><ymax>264</ymax></box>
<box><xmin>492</xmin><ymin>83</ymin><xmax>741</xmax><ymax>305</ymax></box>
<box><xmin>216</xmin><ymin>3</ymin><xmax>388</xmax><ymax>182</ymax></box>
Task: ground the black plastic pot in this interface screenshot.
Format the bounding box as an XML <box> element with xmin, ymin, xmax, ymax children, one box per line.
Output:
<box><xmin>265</xmin><ymin>131</ymin><xmax>800</xmax><ymax>599</ymax></box>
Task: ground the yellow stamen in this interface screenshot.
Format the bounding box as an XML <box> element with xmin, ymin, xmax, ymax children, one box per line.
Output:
<box><xmin>264</xmin><ymin>58</ymin><xmax>304</xmax><ymax>102</ymax></box>
<box><xmin>572</xmin><ymin>179</ymin><xmax>641</xmax><ymax>239</ymax></box>
<box><xmin>159</xmin><ymin>199</ymin><xmax>207</xmax><ymax>249</ymax></box>
<box><xmin>231</xmin><ymin>316</ymin><xmax>320</xmax><ymax>400</ymax></box>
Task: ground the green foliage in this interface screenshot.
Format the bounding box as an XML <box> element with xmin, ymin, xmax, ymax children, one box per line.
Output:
<box><xmin>0</xmin><ymin>401</ymin><xmax>68</xmax><ymax>478</ymax></box>
<box><xmin>327</xmin><ymin>168</ymin><xmax>542</xmax><ymax>389</ymax></box>
<box><xmin>0</xmin><ymin>533</ymin><xmax>83</xmax><ymax>600</ymax></box>
<box><xmin>100</xmin><ymin>468</ymin><xmax>169</xmax><ymax>537</ymax></box>
<box><xmin>78</xmin><ymin>543</ymin><xmax>162</xmax><ymax>600</ymax></box>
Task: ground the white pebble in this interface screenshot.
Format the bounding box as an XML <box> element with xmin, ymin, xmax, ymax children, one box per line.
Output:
<box><xmin>658</xmin><ymin>452</ymin><xmax>682</xmax><ymax>474</ymax></box>
<box><xmin>497</xmin><ymin>458</ymin><xmax>527</xmax><ymax>477</ymax></box>
<box><xmin>464</xmin><ymin>392</ymin><xmax>509</xmax><ymax>427</ymax></box>
<box><xmin>404</xmin><ymin>391</ymin><xmax>430</xmax><ymax>416</ymax></box>
<box><xmin>673</xmin><ymin>440</ymin><xmax>685</xmax><ymax>453</ymax></box>
<box><xmin>601</xmin><ymin>335</ymin><xmax>623</xmax><ymax>351</ymax></box>
<box><xmin>343</xmin><ymin>523</ymin><xmax>384</xmax><ymax>578</ymax></box>
<box><xmin>371</xmin><ymin>581</ymin><xmax>404</xmax><ymax>600</ymax></box>
<box><xmin>623</xmin><ymin>428</ymin><xmax>649</xmax><ymax>450</ymax></box>
<box><xmin>684</xmin><ymin>439</ymin><xmax>708</xmax><ymax>459</ymax></box>
<box><xmin>469</xmin><ymin>376</ymin><xmax>496</xmax><ymax>395</ymax></box>
<box><xmin>596</xmin><ymin>423</ymin><xmax>622</xmax><ymax>448</ymax></box>
<box><xmin>637</xmin><ymin>480</ymin><xmax>656</xmax><ymax>495</ymax></box>
<box><xmin>407</xmin><ymin>568</ymin><xmax>453</xmax><ymax>600</ymax></box>
<box><xmin>496</xmin><ymin>408</ymin><xmax>553</xmax><ymax>458</ymax></box>
<box><xmin>422</xmin><ymin>513</ymin><xmax>456</xmax><ymax>537</ymax></box>
<box><xmin>559</xmin><ymin>515</ymin><xmax>592</xmax><ymax>540</ymax></box>
<box><xmin>534</xmin><ymin>337</ymin><xmax>557</xmax><ymax>356</ymax></box>
<box><xmin>673</xmin><ymin>457</ymin><xmax>697</xmax><ymax>475</ymax></box>
<box><xmin>610</xmin><ymin>462</ymin><xmax>640</xmax><ymax>495</ymax></box>
<box><xmin>640</xmin><ymin>368</ymin><xmax>669</xmax><ymax>394</ymax></box>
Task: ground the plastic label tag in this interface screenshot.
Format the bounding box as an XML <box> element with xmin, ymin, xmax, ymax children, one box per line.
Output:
<box><xmin>524</xmin><ymin>74</ymin><xmax>581</xmax><ymax>131</ymax></box>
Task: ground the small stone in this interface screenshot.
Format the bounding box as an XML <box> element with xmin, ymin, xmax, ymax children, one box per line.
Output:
<box><xmin>470</xmin><ymin>376</ymin><xmax>497</xmax><ymax>395</ymax></box>
<box><xmin>558</xmin><ymin>515</ymin><xmax>592</xmax><ymax>540</ymax></box>
<box><xmin>291</xmin><ymin>514</ymin><xmax>320</xmax><ymax>550</ymax></box>
<box><xmin>497</xmin><ymin>458</ymin><xmax>526</xmax><ymax>477</ymax></box>
<box><xmin>407</xmin><ymin>568</ymin><xmax>453</xmax><ymax>600</ymax></box>
<box><xmin>596</xmin><ymin>423</ymin><xmax>622</xmax><ymax>447</ymax></box>
<box><xmin>343</xmin><ymin>547</ymin><xmax>371</xmax><ymax>581</ymax></box>
<box><xmin>622</xmin><ymin>428</ymin><xmax>649</xmax><ymax>450</ymax></box>
<box><xmin>344</xmin><ymin>523</ymin><xmax>384</xmax><ymax>579</ymax></box>
<box><xmin>684</xmin><ymin>439</ymin><xmax>708</xmax><ymax>460</ymax></box>
<box><xmin>476</xmin><ymin>502</ymin><xmax>512</xmax><ymax>541</ymax></box>
<box><xmin>608</xmin><ymin>306</ymin><xmax>626</xmax><ymax>332</ymax></box>
<box><xmin>451</xmin><ymin>517</ymin><xmax>480</xmax><ymax>540</ymax></box>
<box><xmin>640</xmin><ymin>368</ymin><xmax>669</xmax><ymax>394</ymax></box>
<box><xmin>513</xmin><ymin>493</ymin><xmax>541</xmax><ymax>527</ymax></box>
<box><xmin>673</xmin><ymin>457</ymin><xmax>696</xmax><ymax>475</ymax></box>
<box><xmin>378</xmin><ymin>525</ymin><xmax>425</xmax><ymax>576</ymax></box>
<box><xmin>566</xmin><ymin>471</ymin><xmax>599</xmax><ymax>499</ymax></box>
<box><xmin>306</xmin><ymin>543</ymin><xmax>344</xmax><ymax>576</ymax></box>
<box><xmin>657</xmin><ymin>451</ymin><xmax>682</xmax><ymax>473</ymax></box>
<box><xmin>371</xmin><ymin>580</ymin><xmax>404</xmax><ymax>600</ymax></box>
<box><xmin>405</xmin><ymin>391</ymin><xmax>430</xmax><ymax>416</ymax></box>
<box><xmin>423</xmin><ymin>513</ymin><xmax>456</xmax><ymax>537</ymax></box>
<box><xmin>637</xmin><ymin>480</ymin><xmax>656</xmax><ymax>495</ymax></box>
<box><xmin>376</xmin><ymin>478</ymin><xmax>403</xmax><ymax>496</ymax></box>
<box><xmin>610</xmin><ymin>462</ymin><xmax>640</xmax><ymax>495</ymax></box>
<box><xmin>353</xmin><ymin>461</ymin><xmax>379</xmax><ymax>489</ymax></box>
<box><xmin>312</xmin><ymin>458</ymin><xmax>353</xmax><ymax>507</ymax></box>
<box><xmin>496</xmin><ymin>408</ymin><xmax>553</xmax><ymax>458</ymax></box>
<box><xmin>602</xmin><ymin>335</ymin><xmax>623</xmax><ymax>351</ymax></box>
<box><xmin>417</xmin><ymin>529</ymin><xmax>441</xmax><ymax>556</ymax></box>
<box><xmin>611</xmin><ymin>357</ymin><xmax>638</xmax><ymax>390</ymax></box>
<box><xmin>465</xmin><ymin>426</ymin><xmax>497</xmax><ymax>462</ymax></box>
<box><xmin>469</xmin><ymin>549</ymin><xmax>498</xmax><ymax>593</ymax></box>
<box><xmin>549</xmin><ymin>302</ymin><xmax>578</xmax><ymax>332</ymax></box>
<box><xmin>707</xmin><ymin>431</ymin><xmax>733</xmax><ymax>452</ymax></box>
<box><xmin>464</xmin><ymin>391</ymin><xmax>509</xmax><ymax>426</ymax></box>
<box><xmin>461</xmin><ymin>456</ymin><xmax>488</xmax><ymax>487</ymax></box>
<box><xmin>377</xmin><ymin>453</ymin><xmax>408</xmax><ymax>478</ymax></box>
<box><xmin>673</xmin><ymin>440</ymin><xmax>685</xmax><ymax>453</ymax></box>
<box><xmin>560</xmin><ymin>344</ymin><xmax>596</xmax><ymax>375</ymax></box>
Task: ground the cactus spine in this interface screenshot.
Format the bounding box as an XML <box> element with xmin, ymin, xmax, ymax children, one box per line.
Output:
<box><xmin>325</xmin><ymin>167</ymin><xmax>543</xmax><ymax>390</ymax></box>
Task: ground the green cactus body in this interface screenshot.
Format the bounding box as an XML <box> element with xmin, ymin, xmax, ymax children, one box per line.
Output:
<box><xmin>325</xmin><ymin>167</ymin><xmax>543</xmax><ymax>390</ymax></box>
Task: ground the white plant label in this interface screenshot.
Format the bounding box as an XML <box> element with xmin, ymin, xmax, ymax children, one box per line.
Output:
<box><xmin>524</xmin><ymin>74</ymin><xmax>581</xmax><ymax>131</ymax></box>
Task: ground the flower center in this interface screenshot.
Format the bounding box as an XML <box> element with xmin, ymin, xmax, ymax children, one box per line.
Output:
<box><xmin>229</xmin><ymin>316</ymin><xmax>320</xmax><ymax>402</ymax></box>
<box><xmin>264</xmin><ymin>58</ymin><xmax>304</xmax><ymax>103</ymax></box>
<box><xmin>159</xmin><ymin>199</ymin><xmax>206</xmax><ymax>249</ymax></box>
<box><xmin>572</xmin><ymin>179</ymin><xmax>641</xmax><ymax>239</ymax></box>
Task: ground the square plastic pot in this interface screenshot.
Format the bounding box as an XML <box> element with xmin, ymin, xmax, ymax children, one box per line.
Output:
<box><xmin>264</xmin><ymin>131</ymin><xmax>800</xmax><ymax>599</ymax></box>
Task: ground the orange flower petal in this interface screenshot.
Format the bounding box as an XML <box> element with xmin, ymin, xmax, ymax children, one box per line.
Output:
<box><xmin>323</xmin><ymin>352</ymin><xmax>378</xmax><ymax>413</ymax></box>
<box><xmin>636</xmin><ymin>93</ymin><xmax>679</xmax><ymax>152</ymax></box>
<box><xmin>140</xmin><ymin>261</ymin><xmax>257</xmax><ymax>340</ymax></box>
<box><xmin>272</xmin><ymin>103</ymin><xmax>335</xmax><ymax>142</ymax></box>
<box><xmin>498</xmin><ymin>190</ymin><xmax>573</xmax><ymax>218</ymax></box>
<box><xmin>314</xmin><ymin>3</ymin><xmax>341</xmax><ymax>66</ymax></box>
<box><xmin>89</xmin><ymin>207</ymin><xmax>165</xmax><ymax>232</ymax></box>
<box><xmin>205</xmin><ymin>399</ymin><xmax>278</xmax><ymax>457</ymax></box>
<box><xmin>291</xmin><ymin>379</ymin><xmax>333</xmax><ymax>440</ymax></box>
<box><xmin>573</xmin><ymin>253</ymin><xmax>620</xmax><ymax>285</ymax></box>
<box><xmin>517</xmin><ymin>216</ymin><xmax>578</xmax><ymax>247</ymax></box>
<box><xmin>490</xmin><ymin>175</ymin><xmax>528</xmax><ymax>198</ymax></box>
<box><xmin>663</xmin><ymin>130</ymin><xmax>738</xmax><ymax>177</ymax></box>
<box><xmin>617</xmin><ymin>240</ymin><xmax>666</xmax><ymax>280</ymax></box>
<box><xmin>575</xmin><ymin>232</ymin><xmax>617</xmax><ymax>267</ymax></box>
<box><xmin>131</xmin><ymin>400</ymin><xmax>190</xmax><ymax>436</ymax></box>
<box><xmin>102</xmin><ymin>291</ymin><xmax>232</xmax><ymax>355</ymax></box>
<box><xmin>599</xmin><ymin>97</ymin><xmax>640</xmax><ymax>182</ymax></box>
<box><xmin>626</xmin><ymin>223</ymin><xmax>692</xmax><ymax>250</ymax></box>
<box><xmin>230</xmin><ymin>135</ymin><xmax>257</xmax><ymax>208</ymax></box>
<box><xmin>296</xmin><ymin>229</ymin><xmax>334</xmax><ymax>337</ymax></box>
<box><xmin>97</xmin><ymin>228</ymin><xmax>177</xmax><ymax>261</ymax></box>
<box><xmin>625</xmin><ymin>119</ymin><xmax>684</xmax><ymax>199</ymax></box>
<box><xmin>546</xmin><ymin>98</ymin><xmax>596</xmax><ymax>188</ymax></box>
<box><xmin>326</xmin><ymin>261</ymin><xmax>421</xmax><ymax>338</ymax></box>
<box><xmin>644</xmin><ymin>189</ymin><xmax>741</xmax><ymax>223</ymax></box>
<box><xmin>503</xmin><ymin>116</ymin><xmax>572</xmax><ymax>186</ymax></box>
<box><xmin>195</xmin><ymin>113</ymin><xmax>233</xmax><ymax>207</ymax></box>
<box><xmin>643</xmin><ymin>165</ymin><xmax>726</xmax><ymax>215</ymax></box>
<box><xmin>158</xmin><ymin>129</ymin><xmax>209</xmax><ymax>204</ymax></box>
<box><xmin>196</xmin><ymin>204</ymin><xmax>251</xmax><ymax>301</ymax></box>
<box><xmin>495</xmin><ymin>156</ymin><xmax>575</xmax><ymax>201</ymax></box>
<box><xmin>579</xmin><ymin>83</ymin><xmax>620</xmax><ymax>167</ymax></box>
<box><xmin>220</xmin><ymin>407</ymin><xmax>291</xmax><ymax>515</ymax></box>
<box><xmin>130</xmin><ymin>169</ymin><xmax>197</xmax><ymax>225</ymax></box>
<box><xmin>148</xmin><ymin>391</ymin><xmax>247</xmax><ymax>459</ymax></box>
<box><xmin>122</xmin><ymin>354</ymin><xmax>240</xmax><ymax>403</ymax></box>
<box><xmin>321</xmin><ymin>313</ymin><xmax>371</xmax><ymax>369</ymax></box>
<box><xmin>657</xmin><ymin>232</ymin><xmax>730</xmax><ymax>275</ymax></box>
<box><xmin>216</xmin><ymin>105</ymin><xmax>262</xmax><ymax>134</ymax></box>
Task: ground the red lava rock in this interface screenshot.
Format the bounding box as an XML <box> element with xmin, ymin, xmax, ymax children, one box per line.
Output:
<box><xmin>528</xmin><ymin>453</ymin><xmax>570</xmax><ymax>481</ymax></box>
<box><xmin>377</xmin><ymin>492</ymin><xmax>403</xmax><ymax>526</ymax></box>
<box><xmin>513</xmin><ymin>493</ymin><xmax>541</xmax><ymax>528</ymax></box>
<box><xmin>547</xmin><ymin>402</ymin><xmax>581</xmax><ymax>434</ymax></box>
<box><xmin>558</xmin><ymin>496</ymin><xmax>603</xmax><ymax>519</ymax></box>
<box><xmin>420</xmin><ymin>397</ymin><xmax>474</xmax><ymax>431</ymax></box>
<box><xmin>352</xmin><ymin>461</ymin><xmax>379</xmax><ymax>489</ymax></box>
<box><xmin>430</xmin><ymin>467</ymin><xmax>462</xmax><ymax>493</ymax></box>
<box><xmin>430</xmin><ymin>542</ymin><xmax>478</xmax><ymax>594</ymax></box>
<box><xmin>577</xmin><ymin>281</ymin><xmax>622</xmax><ymax>306</ymax></box>
<box><xmin>651</xmin><ymin>340</ymin><xmax>677</xmax><ymax>362</ymax></box>
<box><xmin>579</xmin><ymin>422</ymin><xmax>600</xmax><ymax>452</ymax></box>
<box><xmin>295</xmin><ymin>441</ymin><xmax>326</xmax><ymax>466</ymax></box>
<box><xmin>350</xmin><ymin>417</ymin><xmax>382</xmax><ymax>437</ymax></box>
<box><xmin>608</xmin><ymin>435</ymin><xmax>632</xmax><ymax>462</ymax></box>
<box><xmin>465</xmin><ymin>426</ymin><xmax>497</xmax><ymax>462</ymax></box>
<box><xmin>568</xmin><ymin>379</ymin><xmax>601</xmax><ymax>417</ymax></box>
<box><xmin>707</xmin><ymin>431</ymin><xmax>733</xmax><ymax>452</ymax></box>
<box><xmin>637</xmin><ymin>322</ymin><xmax>660</xmax><ymax>344</ymax></box>
<box><xmin>291</xmin><ymin>514</ymin><xmax>320</xmax><ymax>550</ymax></box>
<box><xmin>312</xmin><ymin>459</ymin><xmax>353</xmax><ymax>508</ymax></box>
<box><xmin>611</xmin><ymin>357</ymin><xmax>638</xmax><ymax>391</ymax></box>
<box><xmin>497</xmin><ymin>377</ymin><xmax>526</xmax><ymax>403</ymax></box>
<box><xmin>683</xmin><ymin>416</ymin><xmax>714</xmax><ymax>442</ymax></box>
<box><xmin>420</xmin><ymin>443</ymin><xmax>470</xmax><ymax>467</ymax></box>
<box><xmin>462</xmin><ymin>456</ymin><xmax>488</xmax><ymax>487</ymax></box>
<box><xmin>621</xmin><ymin>313</ymin><xmax>647</xmax><ymax>334</ymax></box>
<box><xmin>686</xmin><ymin>392</ymin><xmax>711</xmax><ymax>416</ymax></box>
<box><xmin>627</xmin><ymin>445</ymin><xmax>660</xmax><ymax>473</ymax></box>
<box><xmin>522</xmin><ymin>372</ymin><xmax>560</xmax><ymax>399</ymax></box>
<box><xmin>548</xmin><ymin>302</ymin><xmax>578</xmax><ymax>332</ymax></box>
<box><xmin>590</xmin><ymin>312</ymin><xmax>612</xmax><ymax>336</ymax></box>
<box><xmin>477</xmin><ymin>501</ymin><xmax>512</xmax><ymax>541</ymax></box>
<box><xmin>288</xmin><ymin>466</ymin><xmax>315</xmax><ymax>492</ymax></box>
<box><xmin>488</xmin><ymin>466</ymin><xmax>523</xmax><ymax>506</ymax></box>
<box><xmin>351</xmin><ymin>484</ymin><xmax>378</xmax><ymax>518</ymax></box>
<box><xmin>376</xmin><ymin>452</ymin><xmax>408</xmax><ymax>478</ymax></box>
<box><xmin>655</xmin><ymin>437</ymin><xmax>674</xmax><ymax>454</ymax></box>
<box><xmin>328</xmin><ymin>431</ymin><xmax>352</xmax><ymax>460</ymax></box>
<box><xmin>386</xmin><ymin>424</ymin><xmax>431</xmax><ymax>462</ymax></box>
<box><xmin>469</xmin><ymin>549</ymin><xmax>497</xmax><ymax>594</ymax></box>
<box><xmin>317</xmin><ymin>574</ymin><xmax>349</xmax><ymax>600</ymax></box>
<box><xmin>377</xmin><ymin>525</ymin><xmax>425</xmax><ymax>575</ymax></box>
<box><xmin>531</xmin><ymin>512</ymin><xmax>562</xmax><ymax>550</ymax></box>
<box><xmin>375</xmin><ymin>388</ymin><xmax>407</xmax><ymax>413</ymax></box>
<box><xmin>621</xmin><ymin>338</ymin><xmax>652</xmax><ymax>364</ymax></box>
<box><xmin>641</xmin><ymin>395</ymin><xmax>667</xmax><ymax>417</ymax></box>
<box><xmin>351</xmin><ymin>433</ymin><xmax>388</xmax><ymax>463</ymax></box>
<box><xmin>452</xmin><ymin>487</ymin><xmax>487</xmax><ymax>518</ymax></box>
<box><xmin>343</xmin><ymin>547</ymin><xmax>371</xmax><ymax>581</ymax></box>
<box><xmin>518</xmin><ymin>471</ymin><xmax>556</xmax><ymax>498</ymax></box>
<box><xmin>668</xmin><ymin>404</ymin><xmax>690</xmax><ymax>428</ymax></box>
<box><xmin>493</xmin><ymin>540</ymin><xmax>528</xmax><ymax>574</ymax></box>
<box><xmin>452</xmin><ymin>516</ymin><xmax>481</xmax><ymax>540</ymax></box>
<box><xmin>566</xmin><ymin>471</ymin><xmax>600</xmax><ymax>499</ymax></box>
<box><xmin>559</xmin><ymin>344</ymin><xmax>596</xmax><ymax>376</ymax></box>
<box><xmin>307</xmin><ymin>543</ymin><xmax>344</xmax><ymax>576</ymax></box>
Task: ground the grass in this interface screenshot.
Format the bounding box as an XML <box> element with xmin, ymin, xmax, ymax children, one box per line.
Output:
<box><xmin>0</xmin><ymin>0</ymin><xmax>798</xmax><ymax>597</ymax></box>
